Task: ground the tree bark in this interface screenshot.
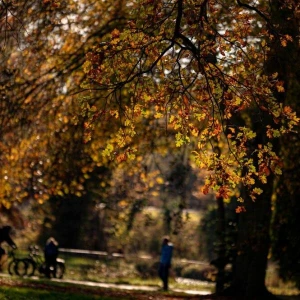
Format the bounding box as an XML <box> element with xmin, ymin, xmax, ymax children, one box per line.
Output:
<box><xmin>225</xmin><ymin>178</ymin><xmax>275</xmax><ymax>299</ymax></box>
<box><xmin>270</xmin><ymin>0</ymin><xmax>300</xmax><ymax>289</ymax></box>
<box><xmin>221</xmin><ymin>1</ymin><xmax>299</xmax><ymax>298</ymax></box>
<box><xmin>222</xmin><ymin>118</ymin><xmax>278</xmax><ymax>298</ymax></box>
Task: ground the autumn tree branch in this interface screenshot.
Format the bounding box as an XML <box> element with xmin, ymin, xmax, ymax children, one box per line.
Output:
<box><xmin>173</xmin><ymin>0</ymin><xmax>199</xmax><ymax>56</ymax></box>
<box><xmin>236</xmin><ymin>0</ymin><xmax>270</xmax><ymax>24</ymax></box>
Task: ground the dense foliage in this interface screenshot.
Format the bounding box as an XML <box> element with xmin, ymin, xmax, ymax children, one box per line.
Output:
<box><xmin>82</xmin><ymin>0</ymin><xmax>298</xmax><ymax>206</ymax></box>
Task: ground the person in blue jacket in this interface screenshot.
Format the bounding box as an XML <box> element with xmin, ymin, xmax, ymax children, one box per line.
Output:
<box><xmin>158</xmin><ymin>236</ymin><xmax>173</xmax><ymax>291</ymax></box>
<box><xmin>44</xmin><ymin>237</ymin><xmax>59</xmax><ymax>278</ymax></box>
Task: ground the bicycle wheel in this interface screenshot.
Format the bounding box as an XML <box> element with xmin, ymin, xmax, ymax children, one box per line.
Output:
<box><xmin>22</xmin><ymin>258</ymin><xmax>36</xmax><ymax>277</ymax></box>
<box><xmin>15</xmin><ymin>259</ymin><xmax>27</xmax><ymax>277</ymax></box>
<box><xmin>8</xmin><ymin>260</ymin><xmax>16</xmax><ymax>275</ymax></box>
<box><xmin>55</xmin><ymin>262</ymin><xmax>65</xmax><ymax>279</ymax></box>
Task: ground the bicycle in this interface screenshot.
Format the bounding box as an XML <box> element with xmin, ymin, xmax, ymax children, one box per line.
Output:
<box><xmin>21</xmin><ymin>245</ymin><xmax>65</xmax><ymax>279</ymax></box>
<box><xmin>7</xmin><ymin>250</ymin><xmax>27</xmax><ymax>277</ymax></box>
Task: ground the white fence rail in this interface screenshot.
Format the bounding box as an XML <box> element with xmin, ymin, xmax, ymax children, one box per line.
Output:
<box><xmin>59</xmin><ymin>248</ymin><xmax>210</xmax><ymax>266</ymax></box>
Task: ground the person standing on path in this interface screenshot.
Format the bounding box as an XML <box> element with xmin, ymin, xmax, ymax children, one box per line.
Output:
<box><xmin>158</xmin><ymin>236</ymin><xmax>173</xmax><ymax>291</ymax></box>
<box><xmin>44</xmin><ymin>237</ymin><xmax>59</xmax><ymax>278</ymax></box>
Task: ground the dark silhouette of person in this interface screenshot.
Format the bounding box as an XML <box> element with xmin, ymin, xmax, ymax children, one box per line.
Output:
<box><xmin>158</xmin><ymin>236</ymin><xmax>173</xmax><ymax>291</ymax></box>
<box><xmin>44</xmin><ymin>237</ymin><xmax>59</xmax><ymax>278</ymax></box>
<box><xmin>0</xmin><ymin>226</ymin><xmax>17</xmax><ymax>271</ymax></box>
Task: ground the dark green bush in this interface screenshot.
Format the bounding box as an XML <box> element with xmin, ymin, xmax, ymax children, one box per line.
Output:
<box><xmin>134</xmin><ymin>260</ymin><xmax>160</xmax><ymax>279</ymax></box>
<box><xmin>171</xmin><ymin>261</ymin><xmax>185</xmax><ymax>277</ymax></box>
<box><xmin>181</xmin><ymin>264</ymin><xmax>216</xmax><ymax>282</ymax></box>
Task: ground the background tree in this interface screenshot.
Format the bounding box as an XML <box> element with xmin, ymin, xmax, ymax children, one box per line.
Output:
<box><xmin>0</xmin><ymin>0</ymin><xmax>130</xmax><ymax>220</ymax></box>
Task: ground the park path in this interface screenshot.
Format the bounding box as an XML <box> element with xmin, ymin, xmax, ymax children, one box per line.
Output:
<box><xmin>0</xmin><ymin>273</ymin><xmax>213</xmax><ymax>295</ymax></box>
<box><xmin>0</xmin><ymin>273</ymin><xmax>211</xmax><ymax>296</ymax></box>
<box><xmin>51</xmin><ymin>277</ymin><xmax>213</xmax><ymax>296</ymax></box>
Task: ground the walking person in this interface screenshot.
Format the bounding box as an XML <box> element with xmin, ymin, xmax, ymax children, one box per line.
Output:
<box><xmin>158</xmin><ymin>236</ymin><xmax>173</xmax><ymax>291</ymax></box>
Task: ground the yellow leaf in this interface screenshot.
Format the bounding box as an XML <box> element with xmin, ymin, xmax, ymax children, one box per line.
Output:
<box><xmin>154</xmin><ymin>112</ymin><xmax>163</xmax><ymax>119</ymax></box>
<box><xmin>276</xmin><ymin>84</ymin><xmax>285</xmax><ymax>93</ymax></box>
<box><xmin>83</xmin><ymin>61</ymin><xmax>92</xmax><ymax>73</ymax></box>
<box><xmin>280</xmin><ymin>39</ymin><xmax>287</xmax><ymax>47</ymax></box>
<box><xmin>274</xmin><ymin>166</ymin><xmax>282</xmax><ymax>175</ymax></box>
<box><xmin>156</xmin><ymin>177</ymin><xmax>164</xmax><ymax>184</ymax></box>
<box><xmin>253</xmin><ymin>187</ymin><xmax>263</xmax><ymax>195</ymax></box>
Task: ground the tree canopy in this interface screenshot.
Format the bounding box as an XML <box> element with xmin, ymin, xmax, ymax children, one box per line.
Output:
<box><xmin>0</xmin><ymin>0</ymin><xmax>298</xmax><ymax>210</ymax></box>
<box><xmin>82</xmin><ymin>0</ymin><xmax>299</xmax><ymax>206</ymax></box>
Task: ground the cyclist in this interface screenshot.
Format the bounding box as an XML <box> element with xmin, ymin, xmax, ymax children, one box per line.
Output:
<box><xmin>0</xmin><ymin>226</ymin><xmax>17</xmax><ymax>271</ymax></box>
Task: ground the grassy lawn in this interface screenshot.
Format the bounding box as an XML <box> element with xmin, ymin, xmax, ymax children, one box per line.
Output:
<box><xmin>0</xmin><ymin>275</ymin><xmax>299</xmax><ymax>300</ymax></box>
<box><xmin>0</xmin><ymin>286</ymin><xmax>116</xmax><ymax>300</ymax></box>
<box><xmin>0</xmin><ymin>277</ymin><xmax>204</xmax><ymax>300</ymax></box>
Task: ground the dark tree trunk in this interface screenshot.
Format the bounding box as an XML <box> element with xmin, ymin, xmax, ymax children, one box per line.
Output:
<box><xmin>215</xmin><ymin>195</ymin><xmax>226</xmax><ymax>293</ymax></box>
<box><xmin>221</xmin><ymin>1</ymin><xmax>298</xmax><ymax>298</ymax></box>
<box><xmin>221</xmin><ymin>113</ymin><xmax>278</xmax><ymax>298</ymax></box>
<box><xmin>270</xmin><ymin>0</ymin><xmax>300</xmax><ymax>289</ymax></box>
<box><xmin>225</xmin><ymin>178</ymin><xmax>275</xmax><ymax>299</ymax></box>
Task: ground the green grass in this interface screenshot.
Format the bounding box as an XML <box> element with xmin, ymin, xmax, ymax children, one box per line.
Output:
<box><xmin>0</xmin><ymin>286</ymin><xmax>121</xmax><ymax>300</ymax></box>
<box><xmin>0</xmin><ymin>277</ymin><xmax>202</xmax><ymax>300</ymax></box>
<box><xmin>65</xmin><ymin>256</ymin><xmax>97</xmax><ymax>267</ymax></box>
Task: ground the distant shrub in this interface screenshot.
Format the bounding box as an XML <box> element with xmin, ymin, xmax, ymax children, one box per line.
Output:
<box><xmin>135</xmin><ymin>260</ymin><xmax>160</xmax><ymax>279</ymax></box>
<box><xmin>171</xmin><ymin>261</ymin><xmax>185</xmax><ymax>277</ymax></box>
<box><xmin>181</xmin><ymin>264</ymin><xmax>216</xmax><ymax>282</ymax></box>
